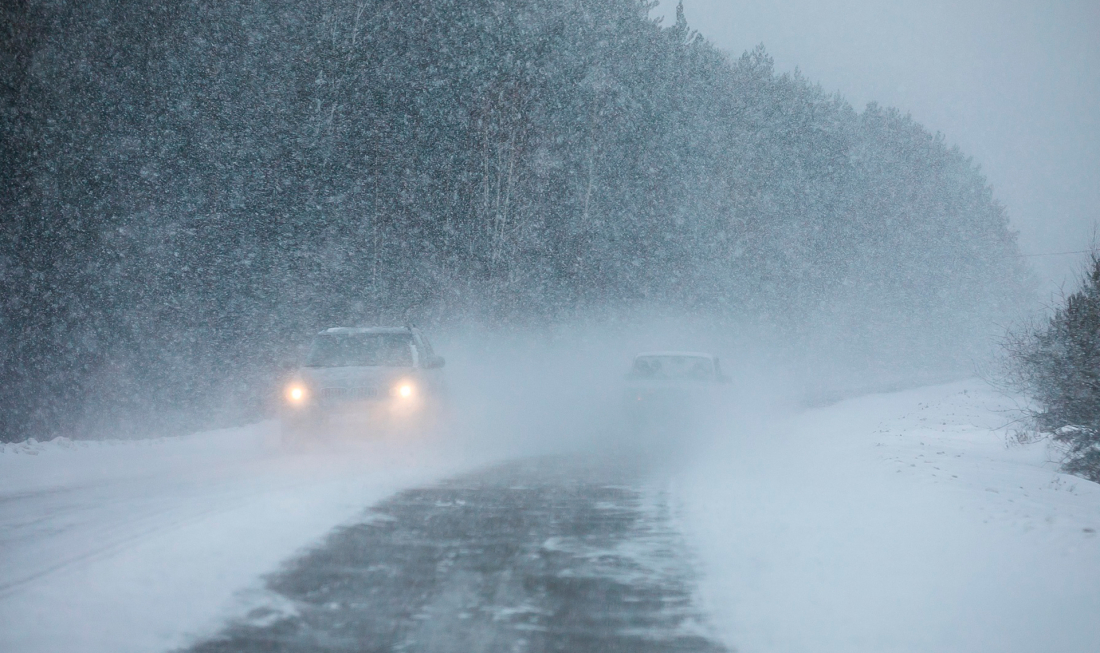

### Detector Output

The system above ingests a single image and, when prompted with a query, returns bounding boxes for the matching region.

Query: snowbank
[0,423,497,653]
[679,380,1100,653]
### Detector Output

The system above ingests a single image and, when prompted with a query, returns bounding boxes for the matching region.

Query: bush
[1003,255,1100,481]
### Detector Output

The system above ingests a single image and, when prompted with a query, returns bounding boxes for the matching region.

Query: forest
[1,0,1030,441]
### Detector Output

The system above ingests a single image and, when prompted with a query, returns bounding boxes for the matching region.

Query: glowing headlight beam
[285,384,308,404]
[396,383,414,398]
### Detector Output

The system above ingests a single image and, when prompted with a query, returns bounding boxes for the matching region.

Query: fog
[656,0,1100,294]
[412,312,954,470]
[431,318,769,458]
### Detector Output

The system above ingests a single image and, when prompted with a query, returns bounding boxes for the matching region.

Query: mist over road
[187,456,725,653]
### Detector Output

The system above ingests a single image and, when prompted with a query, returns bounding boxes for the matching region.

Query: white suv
[280,326,445,439]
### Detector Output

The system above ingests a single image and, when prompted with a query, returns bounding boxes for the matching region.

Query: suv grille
[320,386,379,401]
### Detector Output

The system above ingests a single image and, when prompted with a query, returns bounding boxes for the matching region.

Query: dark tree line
[1003,256,1100,482]
[1,0,1028,441]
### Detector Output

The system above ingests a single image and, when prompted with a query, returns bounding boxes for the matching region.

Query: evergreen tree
[1006,256,1100,481]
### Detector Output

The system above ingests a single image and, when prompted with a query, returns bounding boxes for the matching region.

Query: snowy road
[0,439,327,596]
[0,426,500,653]
[187,456,724,652]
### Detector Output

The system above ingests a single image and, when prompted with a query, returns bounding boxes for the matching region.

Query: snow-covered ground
[0,425,500,653]
[679,379,1100,653]
[2,379,1097,653]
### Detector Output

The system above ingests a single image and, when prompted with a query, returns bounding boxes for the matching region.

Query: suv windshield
[631,355,715,381]
[305,333,414,368]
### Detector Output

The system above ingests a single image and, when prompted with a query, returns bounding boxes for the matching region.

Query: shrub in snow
[1004,255,1100,482]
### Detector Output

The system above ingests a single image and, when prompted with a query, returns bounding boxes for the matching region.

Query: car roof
[634,351,715,360]
[318,326,413,335]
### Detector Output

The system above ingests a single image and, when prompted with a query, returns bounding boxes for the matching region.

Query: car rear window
[631,355,715,381]
[305,333,414,368]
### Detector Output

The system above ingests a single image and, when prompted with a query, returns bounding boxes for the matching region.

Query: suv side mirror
[424,355,446,369]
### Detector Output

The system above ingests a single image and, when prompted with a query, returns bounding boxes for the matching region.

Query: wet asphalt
[185,455,728,653]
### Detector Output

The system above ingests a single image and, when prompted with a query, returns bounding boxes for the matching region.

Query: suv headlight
[393,381,416,399]
[285,383,309,405]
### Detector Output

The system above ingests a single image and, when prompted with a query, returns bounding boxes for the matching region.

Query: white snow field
[679,379,1100,653]
[0,425,500,653]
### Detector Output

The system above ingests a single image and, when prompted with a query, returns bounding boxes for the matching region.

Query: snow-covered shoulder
[0,424,492,653]
[678,379,1100,653]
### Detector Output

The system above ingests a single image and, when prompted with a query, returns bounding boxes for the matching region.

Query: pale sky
[653,0,1100,295]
